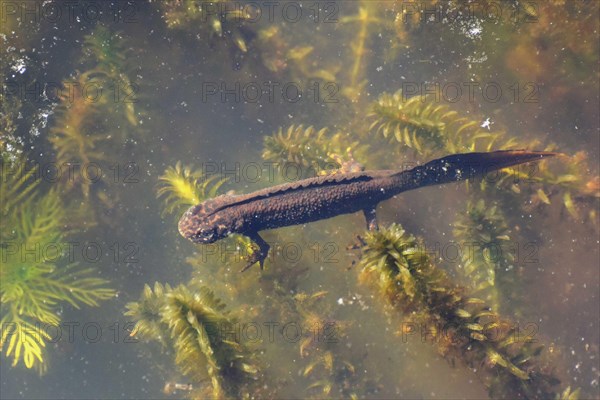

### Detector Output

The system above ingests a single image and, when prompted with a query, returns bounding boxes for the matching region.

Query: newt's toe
[240,251,267,272]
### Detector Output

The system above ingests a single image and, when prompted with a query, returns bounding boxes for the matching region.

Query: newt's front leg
[241,231,270,272]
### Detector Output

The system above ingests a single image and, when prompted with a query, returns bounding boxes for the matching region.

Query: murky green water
[1,1,598,399]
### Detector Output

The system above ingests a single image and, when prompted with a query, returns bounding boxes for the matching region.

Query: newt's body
[178,150,555,270]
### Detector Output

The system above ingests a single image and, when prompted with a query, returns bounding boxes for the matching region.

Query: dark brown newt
[178,150,555,271]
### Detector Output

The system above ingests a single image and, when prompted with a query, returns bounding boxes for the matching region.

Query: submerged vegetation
[368,90,519,157]
[262,125,369,177]
[125,282,259,399]
[158,0,256,70]
[2,1,598,399]
[358,224,567,399]
[157,161,227,216]
[50,24,141,198]
[452,199,514,313]
[0,157,114,371]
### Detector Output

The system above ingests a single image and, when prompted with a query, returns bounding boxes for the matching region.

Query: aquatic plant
[263,125,339,175]
[255,265,365,399]
[262,125,368,178]
[293,291,358,398]
[81,24,140,134]
[49,24,141,198]
[505,2,598,86]
[158,0,256,69]
[83,25,129,77]
[392,0,428,45]
[368,90,518,158]
[49,70,107,197]
[358,223,571,400]
[525,152,599,224]
[452,199,516,313]
[286,46,339,83]
[156,161,228,216]
[474,149,599,226]
[339,3,387,103]
[125,282,259,399]
[255,26,289,74]
[0,157,115,371]
[557,386,582,400]
[0,158,38,226]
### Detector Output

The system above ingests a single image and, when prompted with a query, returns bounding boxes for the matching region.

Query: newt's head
[178,197,238,244]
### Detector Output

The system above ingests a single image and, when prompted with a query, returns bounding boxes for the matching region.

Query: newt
[178,150,555,271]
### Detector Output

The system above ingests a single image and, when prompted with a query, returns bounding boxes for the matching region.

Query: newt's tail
[393,150,557,192]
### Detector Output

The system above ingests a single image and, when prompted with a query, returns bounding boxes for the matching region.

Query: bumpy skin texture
[178,150,555,270]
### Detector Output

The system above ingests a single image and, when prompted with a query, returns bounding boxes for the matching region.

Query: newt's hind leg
[241,232,270,272]
[363,207,379,231]
[348,207,379,251]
